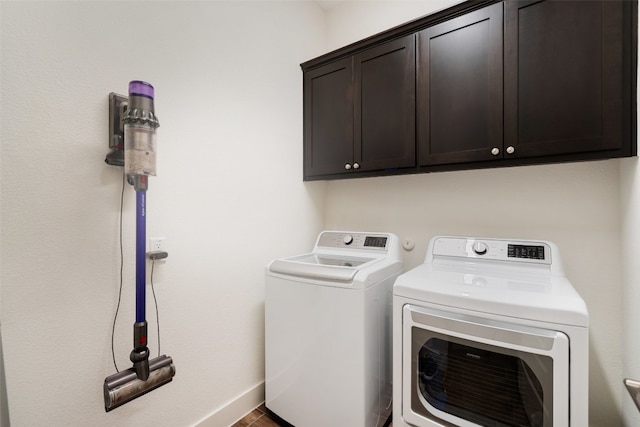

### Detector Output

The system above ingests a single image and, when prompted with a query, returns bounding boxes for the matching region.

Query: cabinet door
[504,0,625,158]
[418,3,503,166]
[303,58,353,178]
[354,35,416,172]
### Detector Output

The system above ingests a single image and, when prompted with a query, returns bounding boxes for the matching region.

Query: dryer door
[402,305,569,427]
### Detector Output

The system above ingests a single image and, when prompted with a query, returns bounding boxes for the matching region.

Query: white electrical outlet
[148,237,166,252]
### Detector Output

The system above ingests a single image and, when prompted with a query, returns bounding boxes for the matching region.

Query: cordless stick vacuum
[104,81,175,412]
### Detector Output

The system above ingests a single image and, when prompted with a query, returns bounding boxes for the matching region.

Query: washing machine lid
[269,253,378,282]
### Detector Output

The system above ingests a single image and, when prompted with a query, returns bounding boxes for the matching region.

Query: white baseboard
[193,381,265,427]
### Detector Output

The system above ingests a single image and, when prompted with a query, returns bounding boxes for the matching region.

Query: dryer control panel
[317,232,389,251]
[432,237,552,265]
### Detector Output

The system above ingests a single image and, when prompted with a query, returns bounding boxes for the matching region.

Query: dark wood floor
[232,404,393,427]
[231,404,286,427]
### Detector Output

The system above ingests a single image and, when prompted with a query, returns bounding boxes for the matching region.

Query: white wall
[0,1,326,426]
[323,0,459,51]
[621,158,640,427]
[323,1,626,425]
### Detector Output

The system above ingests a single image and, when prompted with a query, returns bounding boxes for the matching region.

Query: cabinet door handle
[491,147,500,156]
[353,162,360,170]
[345,163,352,170]
[506,146,515,155]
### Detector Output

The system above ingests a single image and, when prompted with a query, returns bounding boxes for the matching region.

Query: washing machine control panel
[432,237,552,265]
[317,232,389,251]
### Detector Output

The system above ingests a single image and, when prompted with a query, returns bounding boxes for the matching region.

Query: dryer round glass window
[403,304,569,427]
[416,335,549,427]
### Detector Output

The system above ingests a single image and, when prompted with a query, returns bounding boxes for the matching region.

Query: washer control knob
[343,235,354,245]
[472,241,488,255]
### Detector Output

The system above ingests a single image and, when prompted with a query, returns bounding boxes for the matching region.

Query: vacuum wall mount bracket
[106,93,128,166]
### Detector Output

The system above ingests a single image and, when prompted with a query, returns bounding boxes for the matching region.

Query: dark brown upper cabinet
[303,36,415,180]
[355,36,416,174]
[418,2,503,166]
[303,58,354,178]
[301,0,636,180]
[504,0,633,159]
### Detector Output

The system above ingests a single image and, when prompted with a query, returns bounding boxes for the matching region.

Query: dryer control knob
[473,241,488,255]
[343,235,354,245]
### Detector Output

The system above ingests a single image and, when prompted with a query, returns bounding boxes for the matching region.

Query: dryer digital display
[508,244,545,260]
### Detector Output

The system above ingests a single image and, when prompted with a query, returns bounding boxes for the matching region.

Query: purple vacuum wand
[124,81,158,381]
[131,189,149,380]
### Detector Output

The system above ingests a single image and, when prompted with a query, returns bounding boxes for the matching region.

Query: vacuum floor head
[104,355,175,412]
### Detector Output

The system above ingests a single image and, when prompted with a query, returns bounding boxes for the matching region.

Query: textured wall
[0,2,325,426]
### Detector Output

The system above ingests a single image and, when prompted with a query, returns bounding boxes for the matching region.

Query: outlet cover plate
[149,237,166,252]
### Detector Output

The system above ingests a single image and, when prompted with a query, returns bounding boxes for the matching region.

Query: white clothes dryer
[393,236,589,427]
[266,231,403,427]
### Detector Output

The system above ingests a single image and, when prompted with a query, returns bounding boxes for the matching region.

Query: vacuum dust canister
[124,81,159,177]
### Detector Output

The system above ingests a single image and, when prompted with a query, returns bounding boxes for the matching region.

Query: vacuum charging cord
[147,255,168,357]
[110,169,126,373]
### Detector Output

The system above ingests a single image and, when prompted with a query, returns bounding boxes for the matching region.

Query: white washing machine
[393,236,589,427]
[265,231,403,427]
